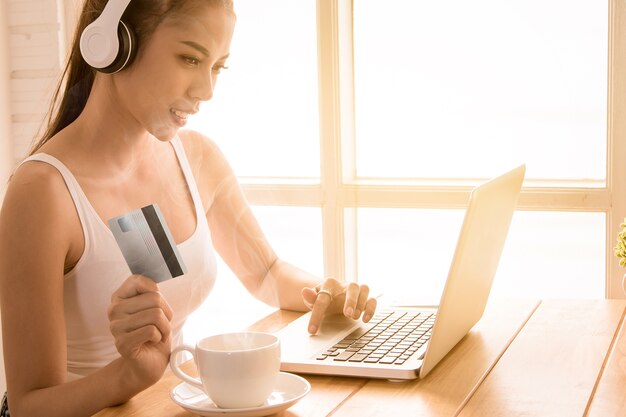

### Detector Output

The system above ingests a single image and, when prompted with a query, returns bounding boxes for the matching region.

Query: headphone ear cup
[99,20,137,74]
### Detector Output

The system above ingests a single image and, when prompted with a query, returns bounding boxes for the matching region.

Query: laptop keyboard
[315,310,436,366]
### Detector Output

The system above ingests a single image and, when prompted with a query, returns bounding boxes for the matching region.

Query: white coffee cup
[170,331,281,409]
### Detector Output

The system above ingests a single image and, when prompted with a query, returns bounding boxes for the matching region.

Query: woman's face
[113,6,236,140]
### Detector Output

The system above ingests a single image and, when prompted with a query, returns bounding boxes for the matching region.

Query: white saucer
[170,372,311,417]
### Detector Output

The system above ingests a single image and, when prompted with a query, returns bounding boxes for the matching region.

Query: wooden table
[94,299,626,417]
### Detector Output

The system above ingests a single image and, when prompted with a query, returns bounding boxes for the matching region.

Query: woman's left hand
[301,278,377,334]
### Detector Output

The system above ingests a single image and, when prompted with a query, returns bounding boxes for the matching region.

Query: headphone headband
[80,0,134,72]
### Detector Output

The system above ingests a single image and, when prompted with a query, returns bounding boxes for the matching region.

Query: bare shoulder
[178,129,236,179]
[0,159,78,257]
[177,129,239,211]
[178,129,231,172]
[5,158,73,209]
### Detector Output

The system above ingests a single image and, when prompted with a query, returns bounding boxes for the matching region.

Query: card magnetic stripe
[141,205,184,278]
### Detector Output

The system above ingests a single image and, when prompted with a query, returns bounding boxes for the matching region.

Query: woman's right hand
[108,275,174,388]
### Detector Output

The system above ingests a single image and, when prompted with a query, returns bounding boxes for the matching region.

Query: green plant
[614,218,626,267]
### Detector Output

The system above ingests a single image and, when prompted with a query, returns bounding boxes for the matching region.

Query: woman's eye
[182,56,201,66]
[212,64,229,74]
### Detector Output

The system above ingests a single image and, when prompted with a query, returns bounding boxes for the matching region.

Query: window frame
[240,0,626,298]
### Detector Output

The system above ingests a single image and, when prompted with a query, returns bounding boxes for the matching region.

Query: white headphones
[80,0,136,73]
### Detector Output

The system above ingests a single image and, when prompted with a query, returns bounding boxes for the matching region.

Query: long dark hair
[30,0,233,155]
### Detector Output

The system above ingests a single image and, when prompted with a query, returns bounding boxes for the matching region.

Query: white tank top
[20,137,217,380]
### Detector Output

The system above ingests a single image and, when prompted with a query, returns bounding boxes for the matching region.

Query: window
[351,0,612,301]
[194,0,624,308]
[353,0,607,182]
[187,0,319,178]
[357,209,605,301]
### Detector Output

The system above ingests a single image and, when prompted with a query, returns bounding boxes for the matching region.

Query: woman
[0,0,377,415]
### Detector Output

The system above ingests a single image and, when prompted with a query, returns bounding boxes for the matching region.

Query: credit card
[108,204,187,283]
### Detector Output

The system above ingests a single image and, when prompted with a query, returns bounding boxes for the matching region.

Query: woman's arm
[0,163,171,417]
[182,132,376,332]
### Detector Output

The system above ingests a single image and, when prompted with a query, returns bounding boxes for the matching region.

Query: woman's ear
[80,0,137,73]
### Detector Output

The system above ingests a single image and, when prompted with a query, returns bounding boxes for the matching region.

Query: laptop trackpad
[278,313,359,360]
[318,313,358,334]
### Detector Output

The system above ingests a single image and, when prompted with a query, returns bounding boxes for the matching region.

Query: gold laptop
[275,165,525,380]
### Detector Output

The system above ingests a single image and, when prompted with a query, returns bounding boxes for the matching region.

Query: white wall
[7,0,64,166]
[1,1,13,196]
[0,0,11,397]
